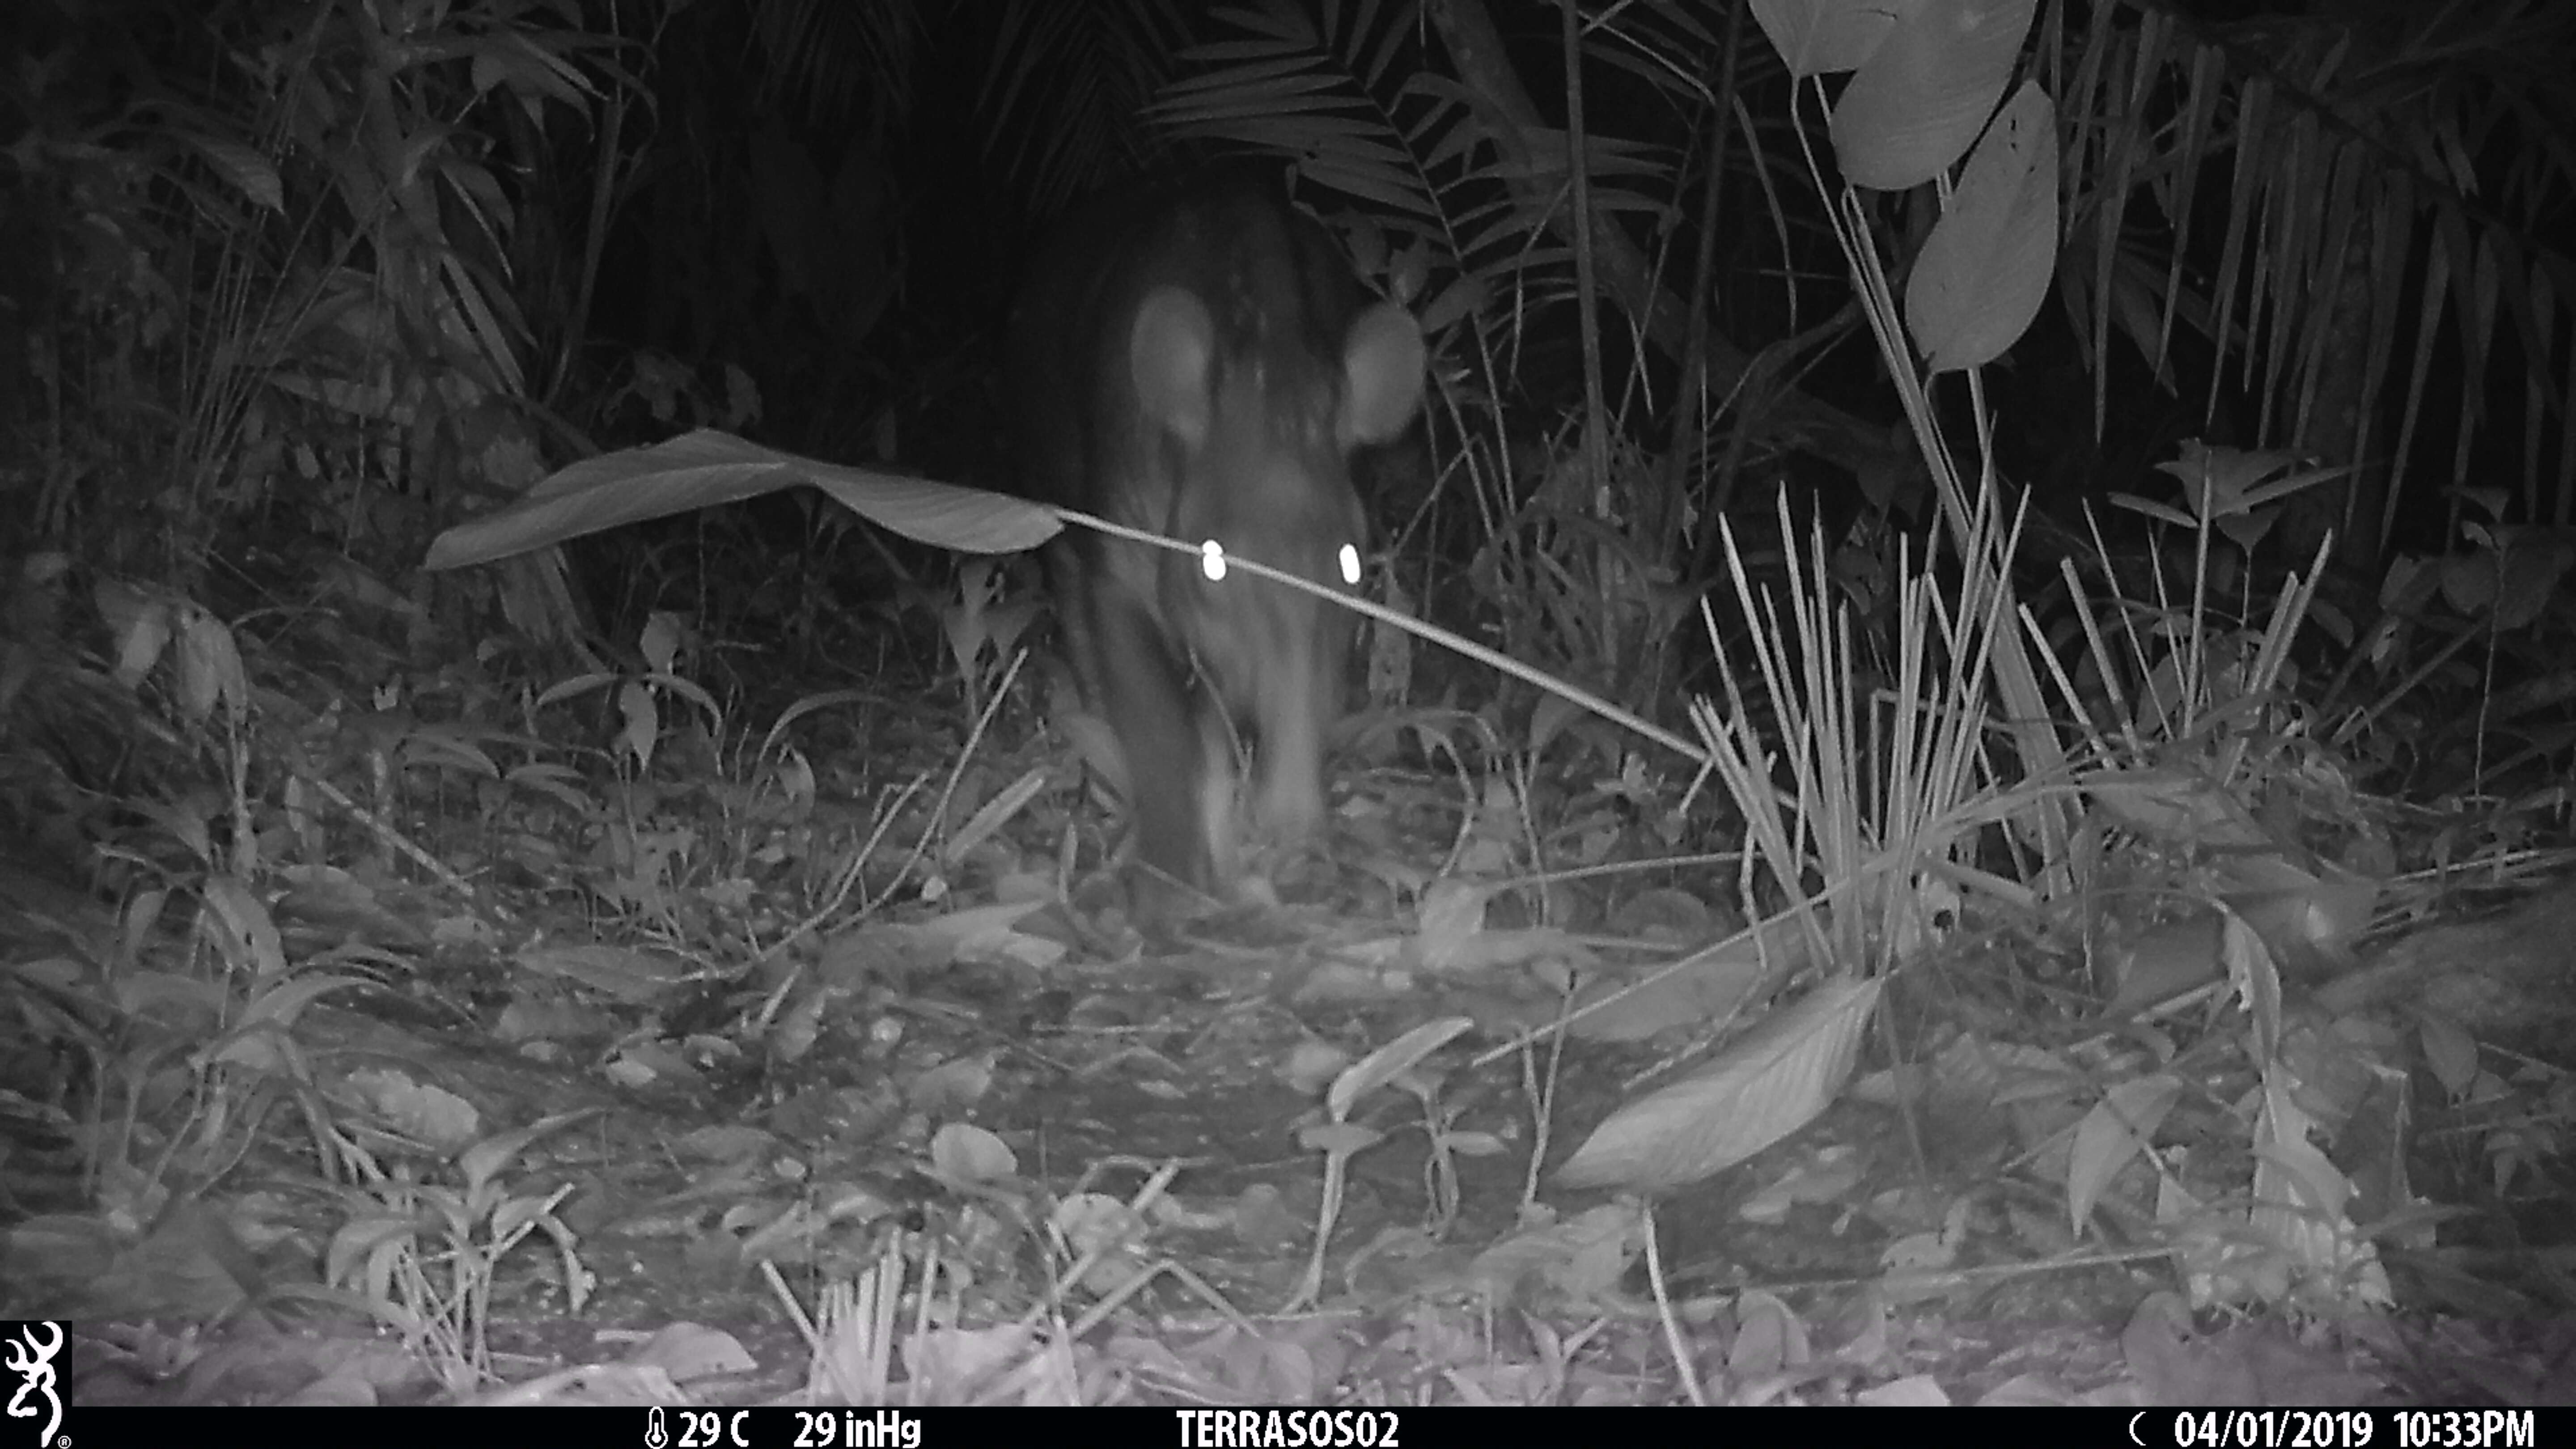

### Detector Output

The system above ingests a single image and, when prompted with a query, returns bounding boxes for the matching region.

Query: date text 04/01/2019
[2159,1409,2538,1449]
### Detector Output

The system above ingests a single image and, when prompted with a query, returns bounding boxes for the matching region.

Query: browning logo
[1,1323,64,1448]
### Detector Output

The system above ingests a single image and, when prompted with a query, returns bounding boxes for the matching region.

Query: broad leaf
[1555,975,1881,1191]
[425,429,1059,570]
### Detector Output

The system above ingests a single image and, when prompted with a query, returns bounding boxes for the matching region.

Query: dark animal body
[1004,168,1424,902]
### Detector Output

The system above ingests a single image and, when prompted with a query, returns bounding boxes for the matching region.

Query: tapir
[1004,167,1425,908]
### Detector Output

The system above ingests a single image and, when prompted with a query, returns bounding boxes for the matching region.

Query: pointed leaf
[1831,0,2038,191]
[458,1110,598,1203]
[1327,1017,1474,1121]
[1554,976,1881,1191]
[1908,82,2060,373]
[425,430,1059,570]
[2068,1073,2181,1236]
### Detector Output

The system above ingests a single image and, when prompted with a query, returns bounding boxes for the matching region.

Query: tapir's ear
[1130,287,1215,446]
[1338,302,1425,447]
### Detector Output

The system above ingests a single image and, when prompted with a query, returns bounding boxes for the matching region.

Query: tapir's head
[1127,283,1424,861]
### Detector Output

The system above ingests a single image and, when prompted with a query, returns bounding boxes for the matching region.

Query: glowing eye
[1199,539,1227,582]
[1337,543,1362,587]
